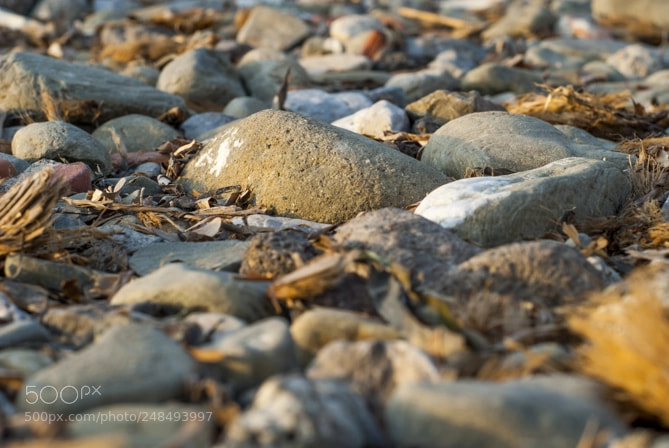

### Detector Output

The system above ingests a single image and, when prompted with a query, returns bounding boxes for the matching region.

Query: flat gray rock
[422,111,628,179]
[0,321,50,349]
[19,323,196,414]
[92,114,179,154]
[110,263,273,321]
[461,63,543,95]
[0,51,186,125]
[236,6,311,51]
[12,121,112,175]
[177,110,448,224]
[482,1,556,41]
[385,378,627,448]
[416,157,631,247]
[385,68,459,103]
[129,241,249,275]
[331,100,409,138]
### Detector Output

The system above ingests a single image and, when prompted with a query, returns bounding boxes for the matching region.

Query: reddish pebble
[0,159,17,179]
[52,162,92,194]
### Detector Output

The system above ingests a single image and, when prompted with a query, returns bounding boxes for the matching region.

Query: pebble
[237,6,311,51]
[240,230,320,278]
[416,157,631,247]
[92,114,179,154]
[482,1,556,41]
[284,88,373,123]
[0,157,16,179]
[180,112,236,140]
[329,14,386,49]
[110,263,273,322]
[299,53,372,78]
[177,109,447,223]
[461,62,543,95]
[157,48,246,112]
[385,68,459,103]
[0,320,50,349]
[0,153,29,174]
[592,0,669,39]
[331,99,409,138]
[222,97,269,119]
[52,162,92,194]
[406,90,505,127]
[605,43,666,79]
[0,349,53,377]
[12,121,112,175]
[19,323,196,414]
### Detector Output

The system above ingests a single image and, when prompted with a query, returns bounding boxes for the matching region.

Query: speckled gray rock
[177,110,448,223]
[0,51,186,125]
[157,48,246,112]
[421,112,628,179]
[331,100,409,138]
[222,97,269,118]
[237,48,311,103]
[285,89,372,123]
[385,378,626,448]
[19,323,196,414]
[416,157,631,247]
[12,121,112,175]
[461,63,543,95]
[129,241,249,275]
[110,263,273,321]
[92,114,179,154]
[406,90,505,126]
[180,112,237,140]
[236,6,311,51]
[204,317,298,391]
[385,68,459,103]
[225,374,385,448]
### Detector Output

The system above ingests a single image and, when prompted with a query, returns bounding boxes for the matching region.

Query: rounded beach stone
[92,114,179,154]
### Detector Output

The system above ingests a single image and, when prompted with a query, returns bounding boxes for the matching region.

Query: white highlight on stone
[193,128,243,178]
[415,176,516,228]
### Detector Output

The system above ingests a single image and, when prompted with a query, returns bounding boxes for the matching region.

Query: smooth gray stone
[0,321,50,349]
[128,241,249,275]
[92,114,179,154]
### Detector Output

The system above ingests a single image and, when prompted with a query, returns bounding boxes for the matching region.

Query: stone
[529,38,627,62]
[307,340,439,413]
[524,44,588,70]
[177,110,448,223]
[203,317,298,391]
[605,44,666,79]
[482,1,557,41]
[52,162,92,194]
[0,51,186,125]
[31,0,90,31]
[12,121,112,175]
[19,323,196,414]
[416,157,631,247]
[129,241,249,276]
[97,175,163,197]
[236,6,311,51]
[421,112,628,179]
[334,208,481,291]
[225,374,385,448]
[364,86,406,108]
[180,112,237,140]
[580,60,628,83]
[222,97,269,119]
[0,153,29,174]
[299,53,372,78]
[0,158,16,179]
[157,48,246,112]
[331,100,409,138]
[330,14,386,48]
[385,378,627,448]
[66,403,214,447]
[240,230,320,278]
[0,291,30,323]
[0,349,53,377]
[385,68,459,103]
[592,0,669,40]
[230,214,330,233]
[461,63,543,95]
[554,124,617,150]
[98,224,163,254]
[133,162,162,177]
[120,64,160,86]
[406,90,505,126]
[92,114,179,154]
[110,263,273,321]
[0,0,37,15]
[290,308,400,365]
[0,320,50,349]
[284,89,372,123]
[237,48,311,103]
[428,43,488,79]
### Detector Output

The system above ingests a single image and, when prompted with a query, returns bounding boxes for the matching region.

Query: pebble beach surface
[0,0,668,447]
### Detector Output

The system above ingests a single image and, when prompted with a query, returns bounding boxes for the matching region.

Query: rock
[290,308,400,366]
[605,44,666,79]
[421,112,627,179]
[580,60,627,83]
[284,89,372,123]
[385,68,459,103]
[524,44,588,70]
[133,162,162,177]
[0,291,30,323]
[97,175,162,198]
[416,157,631,247]
[0,158,16,179]
[236,6,311,51]
[120,64,160,86]
[329,14,386,49]
[554,124,617,150]
[0,0,37,15]
[334,208,481,291]
[364,85,406,108]
[19,323,196,414]
[230,214,330,233]
[0,153,29,174]
[406,90,505,127]
[299,53,372,78]
[12,121,112,175]
[385,378,627,448]
[461,63,543,95]
[157,48,246,112]
[203,317,298,391]
[222,97,269,119]
[66,403,214,447]
[307,340,439,414]
[592,0,669,40]
[236,48,311,103]
[225,374,385,448]
[186,312,246,344]
[482,1,556,41]
[92,114,179,154]
[99,224,163,254]
[180,112,237,140]
[301,36,345,57]
[0,349,53,377]
[0,320,50,349]
[110,263,273,321]
[528,38,627,62]
[240,230,320,278]
[0,51,186,125]
[31,0,91,31]
[52,162,92,194]
[331,100,409,138]
[428,43,488,79]
[129,241,249,276]
[179,110,447,223]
